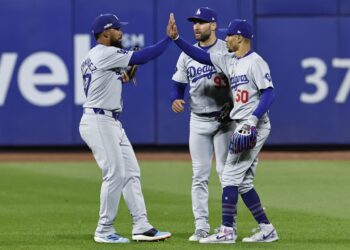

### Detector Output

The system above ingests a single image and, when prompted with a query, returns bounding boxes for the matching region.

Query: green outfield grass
[0,159,349,249]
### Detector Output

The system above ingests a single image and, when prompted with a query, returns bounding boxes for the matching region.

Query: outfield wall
[0,0,349,146]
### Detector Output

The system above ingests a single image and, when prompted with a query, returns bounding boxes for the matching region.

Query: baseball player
[170,7,234,241]
[79,13,173,243]
[168,15,278,243]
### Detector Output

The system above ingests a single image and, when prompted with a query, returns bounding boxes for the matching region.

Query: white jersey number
[301,57,350,104]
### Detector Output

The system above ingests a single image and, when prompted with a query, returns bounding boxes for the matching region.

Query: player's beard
[111,37,123,48]
[227,43,238,53]
[195,31,211,42]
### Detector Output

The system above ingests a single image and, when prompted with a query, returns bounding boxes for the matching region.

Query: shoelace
[214,226,237,234]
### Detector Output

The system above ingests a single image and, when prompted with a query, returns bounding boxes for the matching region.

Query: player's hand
[121,71,130,83]
[172,99,185,113]
[167,13,179,40]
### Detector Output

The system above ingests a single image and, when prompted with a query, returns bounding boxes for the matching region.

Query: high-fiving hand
[167,13,179,40]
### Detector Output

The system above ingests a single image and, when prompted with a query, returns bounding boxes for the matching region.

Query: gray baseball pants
[221,115,271,194]
[79,111,152,237]
[189,113,234,232]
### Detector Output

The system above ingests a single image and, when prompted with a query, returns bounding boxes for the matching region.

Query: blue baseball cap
[91,14,128,35]
[219,19,253,39]
[188,7,217,23]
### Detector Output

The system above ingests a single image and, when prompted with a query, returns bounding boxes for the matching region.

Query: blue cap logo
[219,19,253,39]
[188,7,217,23]
[91,13,128,35]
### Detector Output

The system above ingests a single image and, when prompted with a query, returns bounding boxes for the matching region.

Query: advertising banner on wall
[0,0,348,145]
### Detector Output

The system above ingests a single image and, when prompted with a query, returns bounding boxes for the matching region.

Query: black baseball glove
[123,46,140,84]
[124,64,138,83]
[217,101,233,123]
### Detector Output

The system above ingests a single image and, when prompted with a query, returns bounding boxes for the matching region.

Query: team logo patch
[265,73,272,82]
[117,49,129,54]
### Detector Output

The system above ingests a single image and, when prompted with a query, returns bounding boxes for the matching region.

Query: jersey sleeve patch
[265,73,272,82]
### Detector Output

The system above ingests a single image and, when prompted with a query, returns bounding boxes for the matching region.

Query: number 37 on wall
[301,58,350,104]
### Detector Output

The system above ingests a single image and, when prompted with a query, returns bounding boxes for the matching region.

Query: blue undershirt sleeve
[174,37,213,66]
[129,36,172,65]
[252,87,275,119]
[170,80,186,103]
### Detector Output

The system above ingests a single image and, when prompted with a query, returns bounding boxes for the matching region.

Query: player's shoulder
[248,52,269,66]
[105,45,131,56]
[178,43,199,61]
[178,51,190,61]
[85,45,104,63]
[92,44,130,56]
[211,39,228,53]
[216,38,226,46]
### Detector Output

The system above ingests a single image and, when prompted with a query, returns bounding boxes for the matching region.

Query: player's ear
[210,22,217,31]
[238,35,244,43]
[102,30,109,38]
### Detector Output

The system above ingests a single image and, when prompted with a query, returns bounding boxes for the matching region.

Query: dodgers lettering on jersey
[210,51,274,120]
[230,74,249,89]
[187,65,217,83]
[172,39,232,114]
[81,44,133,111]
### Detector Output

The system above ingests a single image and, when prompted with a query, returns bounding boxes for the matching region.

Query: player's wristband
[247,115,259,126]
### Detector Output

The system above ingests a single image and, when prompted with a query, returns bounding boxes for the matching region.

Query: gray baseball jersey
[210,51,274,192]
[172,39,234,233]
[80,45,153,237]
[210,51,274,119]
[172,39,232,113]
[81,45,133,111]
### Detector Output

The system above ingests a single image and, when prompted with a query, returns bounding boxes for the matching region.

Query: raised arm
[167,13,213,66]
[129,16,177,65]
[129,36,171,65]
[174,37,213,66]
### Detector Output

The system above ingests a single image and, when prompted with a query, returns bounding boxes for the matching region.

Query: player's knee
[192,163,211,177]
[221,174,243,187]
[124,174,140,185]
[221,178,232,188]
[215,164,225,179]
[238,184,254,194]
[102,170,126,183]
[106,172,125,180]
[192,175,209,186]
